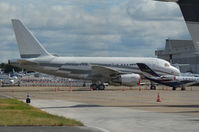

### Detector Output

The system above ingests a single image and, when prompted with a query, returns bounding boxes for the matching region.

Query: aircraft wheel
[90,84,98,90]
[98,84,105,90]
[17,82,20,87]
[172,87,176,91]
[150,85,156,90]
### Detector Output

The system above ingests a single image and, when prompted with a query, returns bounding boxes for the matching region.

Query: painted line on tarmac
[0,93,13,99]
[88,126,110,132]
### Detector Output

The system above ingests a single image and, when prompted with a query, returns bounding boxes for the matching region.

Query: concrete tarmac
[1,86,199,132]
[30,99,199,132]
[2,86,199,117]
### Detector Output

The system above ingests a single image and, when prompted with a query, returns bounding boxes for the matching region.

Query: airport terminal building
[155,39,199,74]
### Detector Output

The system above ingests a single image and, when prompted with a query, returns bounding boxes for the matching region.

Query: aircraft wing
[183,81,198,87]
[18,60,37,65]
[91,65,121,78]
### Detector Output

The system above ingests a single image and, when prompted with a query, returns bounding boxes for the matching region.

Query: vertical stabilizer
[12,19,50,58]
[156,0,199,54]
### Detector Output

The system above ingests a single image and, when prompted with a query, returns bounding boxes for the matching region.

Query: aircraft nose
[172,66,180,76]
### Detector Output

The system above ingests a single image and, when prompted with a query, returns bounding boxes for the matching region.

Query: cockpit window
[164,63,170,67]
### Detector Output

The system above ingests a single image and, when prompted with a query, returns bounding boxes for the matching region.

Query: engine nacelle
[160,75,176,81]
[111,73,141,86]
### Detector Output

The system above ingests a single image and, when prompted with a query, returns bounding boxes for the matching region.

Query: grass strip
[0,99,83,126]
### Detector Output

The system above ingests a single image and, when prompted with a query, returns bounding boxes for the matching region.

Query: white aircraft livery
[9,19,180,90]
[137,63,199,91]
[157,0,199,54]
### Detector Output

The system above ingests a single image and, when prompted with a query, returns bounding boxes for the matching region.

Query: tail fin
[12,68,15,74]
[12,19,50,58]
[156,0,199,54]
[137,63,160,77]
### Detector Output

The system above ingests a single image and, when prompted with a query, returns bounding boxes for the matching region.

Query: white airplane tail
[12,19,50,58]
[156,0,199,54]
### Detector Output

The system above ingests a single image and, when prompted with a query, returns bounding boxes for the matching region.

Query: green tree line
[0,63,22,73]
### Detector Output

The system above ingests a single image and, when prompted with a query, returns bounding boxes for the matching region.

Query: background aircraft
[10,69,25,78]
[8,19,179,90]
[0,74,20,87]
[137,63,199,90]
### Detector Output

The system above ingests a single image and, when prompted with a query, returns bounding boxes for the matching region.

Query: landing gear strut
[172,87,176,91]
[181,85,186,91]
[150,82,156,90]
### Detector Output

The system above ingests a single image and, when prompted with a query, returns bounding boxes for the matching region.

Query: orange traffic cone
[70,87,72,92]
[157,93,161,102]
[90,88,93,91]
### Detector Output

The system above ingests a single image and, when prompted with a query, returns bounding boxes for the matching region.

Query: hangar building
[155,39,199,74]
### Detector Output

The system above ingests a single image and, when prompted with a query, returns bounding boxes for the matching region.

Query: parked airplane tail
[156,0,199,54]
[12,19,50,58]
[136,63,160,77]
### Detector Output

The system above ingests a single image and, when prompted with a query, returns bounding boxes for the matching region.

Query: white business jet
[8,19,180,90]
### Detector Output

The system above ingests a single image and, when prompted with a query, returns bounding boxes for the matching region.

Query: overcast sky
[0,0,191,62]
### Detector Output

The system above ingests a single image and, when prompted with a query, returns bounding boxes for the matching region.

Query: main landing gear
[172,86,186,91]
[150,82,156,90]
[150,85,156,90]
[90,84,105,90]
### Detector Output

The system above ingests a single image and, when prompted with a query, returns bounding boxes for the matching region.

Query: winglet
[137,63,160,77]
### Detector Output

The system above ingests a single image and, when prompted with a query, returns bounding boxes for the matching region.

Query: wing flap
[91,65,120,78]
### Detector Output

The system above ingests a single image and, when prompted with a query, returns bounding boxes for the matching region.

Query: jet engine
[111,73,141,86]
[160,75,176,81]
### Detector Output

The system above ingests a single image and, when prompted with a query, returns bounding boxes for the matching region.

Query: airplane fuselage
[11,56,179,83]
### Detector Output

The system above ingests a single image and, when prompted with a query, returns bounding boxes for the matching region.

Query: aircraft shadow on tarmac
[39,104,199,120]
[40,104,102,109]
